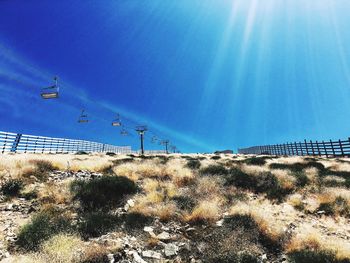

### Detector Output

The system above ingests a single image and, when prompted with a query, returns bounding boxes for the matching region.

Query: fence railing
[132,150,167,155]
[238,137,350,157]
[0,131,132,154]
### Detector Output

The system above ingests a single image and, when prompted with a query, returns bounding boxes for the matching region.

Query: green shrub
[255,172,286,200]
[1,179,23,197]
[124,212,153,230]
[210,251,259,263]
[75,151,88,155]
[16,208,71,251]
[106,152,116,156]
[21,190,38,200]
[186,159,201,170]
[70,176,138,212]
[172,195,197,211]
[224,214,281,250]
[318,197,350,217]
[200,165,228,176]
[78,212,119,239]
[293,171,309,187]
[345,178,350,188]
[211,155,221,160]
[288,249,337,263]
[22,160,57,182]
[244,157,267,166]
[270,161,325,173]
[112,158,134,166]
[225,168,253,188]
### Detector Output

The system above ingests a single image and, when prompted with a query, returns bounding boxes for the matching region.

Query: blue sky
[1,0,350,153]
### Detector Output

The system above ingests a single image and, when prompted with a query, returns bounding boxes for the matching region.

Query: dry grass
[185,199,221,223]
[2,154,350,262]
[38,180,72,205]
[229,201,286,243]
[286,228,350,261]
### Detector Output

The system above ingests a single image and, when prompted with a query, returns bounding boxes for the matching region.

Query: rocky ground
[0,154,350,263]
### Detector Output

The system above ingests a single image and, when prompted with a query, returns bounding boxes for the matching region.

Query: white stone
[143,226,153,232]
[216,219,224,227]
[142,250,162,259]
[132,251,147,263]
[157,231,171,240]
[164,243,178,257]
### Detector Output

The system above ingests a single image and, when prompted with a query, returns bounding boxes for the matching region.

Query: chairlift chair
[112,114,121,126]
[78,109,89,123]
[151,136,158,143]
[41,76,59,99]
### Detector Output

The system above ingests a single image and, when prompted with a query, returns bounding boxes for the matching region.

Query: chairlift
[78,109,89,123]
[112,114,121,126]
[41,76,59,99]
[151,136,158,143]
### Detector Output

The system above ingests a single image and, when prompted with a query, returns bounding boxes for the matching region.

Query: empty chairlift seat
[78,109,89,123]
[41,76,59,99]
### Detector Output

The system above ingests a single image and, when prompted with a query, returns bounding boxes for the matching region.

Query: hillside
[0,153,350,263]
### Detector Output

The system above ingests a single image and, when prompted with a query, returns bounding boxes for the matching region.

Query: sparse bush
[244,157,267,166]
[105,152,116,156]
[200,165,228,176]
[80,245,110,263]
[288,249,337,263]
[292,171,309,187]
[16,208,72,251]
[270,161,325,173]
[172,195,197,211]
[75,151,88,155]
[211,155,221,160]
[112,158,134,166]
[70,176,138,211]
[22,160,57,182]
[40,234,83,263]
[225,168,253,188]
[1,179,23,197]
[21,189,38,200]
[255,172,290,201]
[124,212,153,230]
[78,212,119,239]
[317,196,350,217]
[210,251,259,263]
[186,159,201,170]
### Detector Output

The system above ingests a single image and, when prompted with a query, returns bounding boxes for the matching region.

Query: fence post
[316,141,320,156]
[298,142,303,156]
[304,139,309,156]
[310,140,315,156]
[330,140,335,157]
[339,139,344,157]
[323,141,328,158]
[294,142,298,156]
[11,133,22,153]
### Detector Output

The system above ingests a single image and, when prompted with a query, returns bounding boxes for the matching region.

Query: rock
[143,226,153,232]
[132,251,147,263]
[107,253,115,263]
[261,254,267,262]
[216,219,224,227]
[142,250,162,259]
[157,231,171,241]
[317,210,326,215]
[164,243,178,257]
[127,199,135,207]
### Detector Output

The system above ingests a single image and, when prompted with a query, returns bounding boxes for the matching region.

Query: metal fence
[0,131,131,154]
[238,138,350,158]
